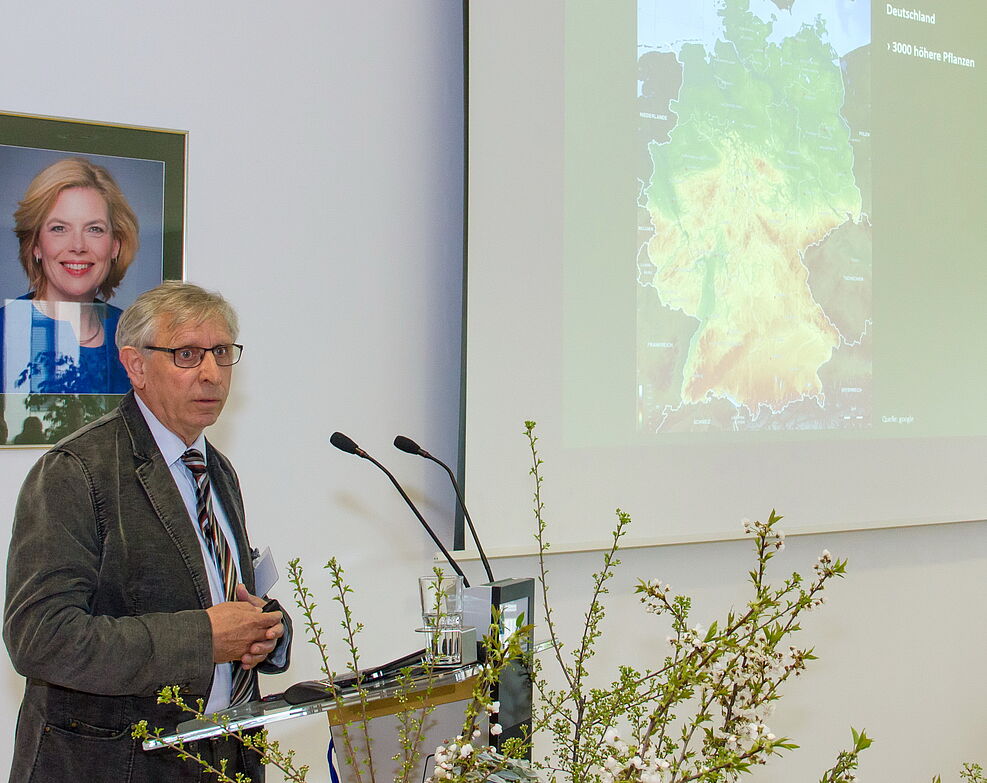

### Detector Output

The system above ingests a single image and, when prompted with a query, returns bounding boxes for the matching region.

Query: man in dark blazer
[4,281,290,781]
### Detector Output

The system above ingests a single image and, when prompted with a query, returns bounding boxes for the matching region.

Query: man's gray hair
[116,281,239,350]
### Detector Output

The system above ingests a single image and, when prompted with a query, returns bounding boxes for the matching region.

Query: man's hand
[206,584,285,669]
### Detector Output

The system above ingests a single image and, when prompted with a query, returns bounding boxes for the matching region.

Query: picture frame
[0,111,186,447]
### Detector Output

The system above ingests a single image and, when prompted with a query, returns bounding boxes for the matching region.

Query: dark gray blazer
[3,392,290,782]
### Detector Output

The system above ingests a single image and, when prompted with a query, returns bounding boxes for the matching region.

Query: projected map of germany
[636,0,871,433]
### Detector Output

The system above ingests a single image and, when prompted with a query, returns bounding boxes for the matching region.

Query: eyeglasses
[144,344,243,368]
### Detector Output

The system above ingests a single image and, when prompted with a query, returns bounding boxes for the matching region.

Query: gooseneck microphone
[329,431,366,457]
[329,432,470,587]
[394,435,495,584]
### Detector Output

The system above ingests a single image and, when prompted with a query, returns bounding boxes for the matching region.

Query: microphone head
[330,431,362,455]
[393,435,423,455]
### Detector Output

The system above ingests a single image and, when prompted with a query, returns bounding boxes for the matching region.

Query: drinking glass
[418,573,464,664]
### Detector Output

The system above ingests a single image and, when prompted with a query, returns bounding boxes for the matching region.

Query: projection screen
[463,0,986,555]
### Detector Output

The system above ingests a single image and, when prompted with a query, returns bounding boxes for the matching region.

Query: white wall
[0,3,985,781]
[0,1,465,778]
[492,519,987,782]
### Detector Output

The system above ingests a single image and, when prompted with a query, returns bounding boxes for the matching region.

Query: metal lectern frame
[142,662,483,751]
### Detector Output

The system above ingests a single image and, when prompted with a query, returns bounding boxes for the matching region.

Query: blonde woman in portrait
[0,157,139,394]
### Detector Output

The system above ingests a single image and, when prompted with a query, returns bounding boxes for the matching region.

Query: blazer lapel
[121,393,214,609]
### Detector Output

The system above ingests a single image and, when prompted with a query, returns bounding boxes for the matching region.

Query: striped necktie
[181,448,254,707]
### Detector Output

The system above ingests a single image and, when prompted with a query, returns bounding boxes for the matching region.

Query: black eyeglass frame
[143,344,244,368]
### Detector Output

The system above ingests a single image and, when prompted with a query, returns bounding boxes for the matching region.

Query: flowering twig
[523,420,863,783]
[131,686,311,782]
[326,557,376,783]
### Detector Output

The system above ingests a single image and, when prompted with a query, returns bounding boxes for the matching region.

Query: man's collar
[133,393,207,467]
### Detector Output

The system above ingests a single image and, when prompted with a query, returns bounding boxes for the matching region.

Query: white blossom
[490,723,503,736]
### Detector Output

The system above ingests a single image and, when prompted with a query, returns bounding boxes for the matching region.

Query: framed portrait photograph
[0,111,185,447]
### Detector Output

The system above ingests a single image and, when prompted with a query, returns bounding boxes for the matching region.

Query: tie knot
[181,448,207,476]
